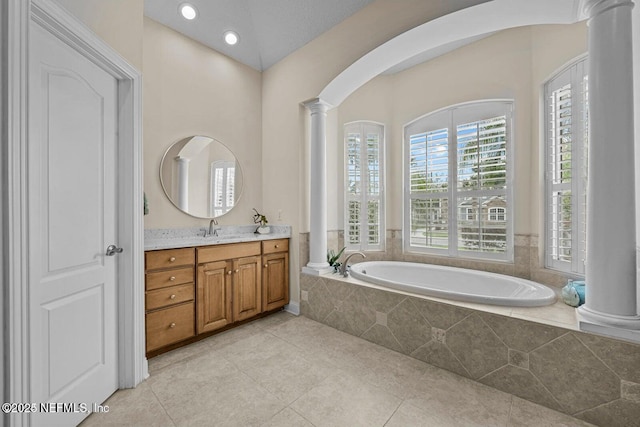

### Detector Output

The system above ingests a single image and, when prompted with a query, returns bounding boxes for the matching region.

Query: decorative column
[174,156,190,211]
[302,98,333,275]
[578,0,640,333]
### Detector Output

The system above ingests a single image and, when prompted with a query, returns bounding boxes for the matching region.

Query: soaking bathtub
[348,261,557,307]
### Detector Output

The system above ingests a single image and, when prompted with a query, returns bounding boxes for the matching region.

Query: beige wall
[52,0,589,309]
[335,23,587,239]
[143,18,262,229]
[262,0,486,309]
[49,2,263,229]
[52,0,143,69]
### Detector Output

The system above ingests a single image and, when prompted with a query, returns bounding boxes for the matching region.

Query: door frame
[2,0,145,425]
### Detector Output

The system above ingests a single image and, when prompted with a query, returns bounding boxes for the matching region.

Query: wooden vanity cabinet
[262,239,289,312]
[145,238,289,356]
[144,248,196,353]
[196,242,262,334]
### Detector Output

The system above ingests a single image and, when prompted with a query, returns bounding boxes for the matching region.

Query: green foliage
[327,247,346,271]
[252,208,268,227]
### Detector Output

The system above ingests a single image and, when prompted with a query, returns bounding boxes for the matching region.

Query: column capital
[581,0,633,19]
[302,97,333,113]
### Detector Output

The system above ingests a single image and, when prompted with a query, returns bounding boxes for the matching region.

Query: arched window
[404,100,513,260]
[544,55,588,275]
[344,121,385,251]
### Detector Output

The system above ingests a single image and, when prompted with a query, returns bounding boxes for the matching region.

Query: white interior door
[28,20,119,427]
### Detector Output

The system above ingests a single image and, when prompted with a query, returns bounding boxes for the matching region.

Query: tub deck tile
[302,272,639,427]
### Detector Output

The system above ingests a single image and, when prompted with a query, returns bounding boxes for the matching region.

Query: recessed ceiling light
[179,3,197,20]
[224,31,239,46]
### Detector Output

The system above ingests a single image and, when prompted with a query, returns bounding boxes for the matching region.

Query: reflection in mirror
[160,135,243,218]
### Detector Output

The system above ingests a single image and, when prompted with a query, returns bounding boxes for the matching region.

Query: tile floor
[81,312,595,427]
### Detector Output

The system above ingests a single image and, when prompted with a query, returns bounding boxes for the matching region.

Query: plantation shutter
[407,113,450,252]
[210,160,235,217]
[345,122,385,251]
[545,57,588,275]
[455,112,508,255]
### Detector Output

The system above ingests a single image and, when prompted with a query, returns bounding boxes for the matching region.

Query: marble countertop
[144,225,292,251]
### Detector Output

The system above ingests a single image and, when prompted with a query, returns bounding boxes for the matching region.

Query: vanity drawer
[146,248,195,271]
[197,241,261,264]
[146,283,194,311]
[146,302,195,352]
[146,267,194,291]
[262,239,289,254]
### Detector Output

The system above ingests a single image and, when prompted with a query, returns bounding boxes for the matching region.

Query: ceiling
[144,0,377,71]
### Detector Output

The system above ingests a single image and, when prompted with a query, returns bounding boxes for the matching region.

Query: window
[488,207,506,221]
[460,207,474,221]
[544,56,588,275]
[404,101,513,260]
[345,121,385,251]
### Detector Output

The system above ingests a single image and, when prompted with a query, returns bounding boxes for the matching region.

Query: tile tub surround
[300,274,640,427]
[145,225,291,250]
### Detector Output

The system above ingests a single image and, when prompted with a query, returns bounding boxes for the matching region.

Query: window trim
[543,54,588,276]
[403,100,514,261]
[344,120,385,251]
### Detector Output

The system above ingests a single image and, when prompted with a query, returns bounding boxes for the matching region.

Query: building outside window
[544,56,588,275]
[404,100,513,261]
[344,121,385,251]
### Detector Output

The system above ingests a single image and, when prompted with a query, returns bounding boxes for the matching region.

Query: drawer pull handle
[170,294,176,300]
[227,270,233,275]
[275,244,279,248]
[264,264,269,268]
[169,257,176,262]
[235,269,239,273]
[169,276,176,281]
[169,322,176,328]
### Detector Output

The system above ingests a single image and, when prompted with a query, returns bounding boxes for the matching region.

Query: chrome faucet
[204,218,219,237]
[339,252,365,277]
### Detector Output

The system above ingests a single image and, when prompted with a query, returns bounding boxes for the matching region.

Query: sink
[198,233,254,242]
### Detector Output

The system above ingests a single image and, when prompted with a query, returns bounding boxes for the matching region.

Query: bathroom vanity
[144,228,290,357]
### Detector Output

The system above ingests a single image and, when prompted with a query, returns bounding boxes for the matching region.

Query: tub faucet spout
[340,252,366,277]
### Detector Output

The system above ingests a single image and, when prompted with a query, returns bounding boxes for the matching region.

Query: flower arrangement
[253,208,270,233]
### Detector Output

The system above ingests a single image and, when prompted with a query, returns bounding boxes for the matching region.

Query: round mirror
[160,135,243,218]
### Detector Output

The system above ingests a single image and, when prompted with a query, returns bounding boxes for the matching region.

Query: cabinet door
[262,252,289,311]
[197,260,233,333]
[232,256,262,322]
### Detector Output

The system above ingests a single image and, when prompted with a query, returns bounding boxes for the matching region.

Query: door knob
[106,245,123,256]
